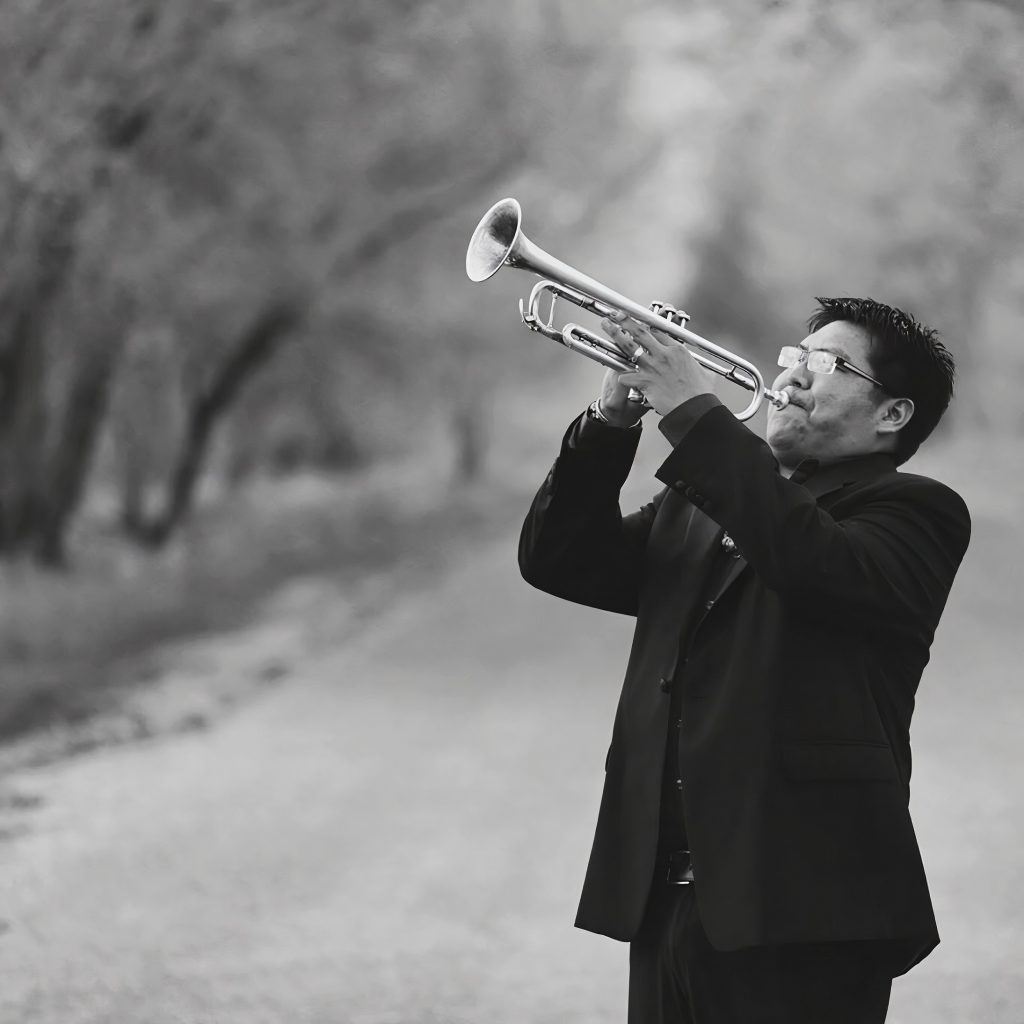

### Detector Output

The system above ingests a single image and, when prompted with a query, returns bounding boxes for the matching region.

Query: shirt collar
[787,452,897,499]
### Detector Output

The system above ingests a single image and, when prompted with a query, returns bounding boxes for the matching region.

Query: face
[766,321,896,470]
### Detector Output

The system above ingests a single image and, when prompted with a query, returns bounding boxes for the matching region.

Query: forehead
[799,320,872,361]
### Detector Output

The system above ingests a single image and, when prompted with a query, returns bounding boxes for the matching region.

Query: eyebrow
[799,340,851,360]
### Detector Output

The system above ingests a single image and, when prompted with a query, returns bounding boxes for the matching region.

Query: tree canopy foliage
[683,0,1024,431]
[0,0,626,563]
[1,0,1020,563]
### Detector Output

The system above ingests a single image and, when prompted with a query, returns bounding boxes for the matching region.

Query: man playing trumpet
[519,297,970,1024]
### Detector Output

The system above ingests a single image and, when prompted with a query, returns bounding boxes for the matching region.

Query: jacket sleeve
[518,410,667,616]
[655,401,971,635]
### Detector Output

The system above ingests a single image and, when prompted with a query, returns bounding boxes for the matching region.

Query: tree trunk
[0,304,49,552]
[119,451,148,534]
[35,296,132,567]
[0,189,81,559]
[125,300,299,548]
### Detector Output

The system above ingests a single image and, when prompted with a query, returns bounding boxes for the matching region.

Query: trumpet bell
[466,197,523,282]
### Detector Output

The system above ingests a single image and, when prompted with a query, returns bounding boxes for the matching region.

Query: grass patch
[0,452,535,744]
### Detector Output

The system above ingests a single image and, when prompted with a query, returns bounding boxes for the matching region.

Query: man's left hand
[601,314,715,416]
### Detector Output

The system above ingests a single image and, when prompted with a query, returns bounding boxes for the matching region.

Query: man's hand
[600,313,715,416]
[594,315,653,427]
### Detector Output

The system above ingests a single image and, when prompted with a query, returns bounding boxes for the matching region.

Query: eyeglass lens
[777,347,836,373]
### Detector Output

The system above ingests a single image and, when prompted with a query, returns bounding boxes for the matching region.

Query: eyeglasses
[777,346,889,393]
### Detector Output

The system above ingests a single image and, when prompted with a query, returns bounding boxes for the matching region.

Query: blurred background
[0,1,1021,1022]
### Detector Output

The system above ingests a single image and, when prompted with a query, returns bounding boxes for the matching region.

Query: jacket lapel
[687,507,749,606]
[711,550,748,604]
[700,454,896,606]
[686,453,898,610]
[684,505,724,567]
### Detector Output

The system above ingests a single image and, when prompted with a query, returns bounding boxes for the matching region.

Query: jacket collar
[788,452,897,500]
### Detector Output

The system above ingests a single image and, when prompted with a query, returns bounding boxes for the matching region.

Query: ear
[877,397,914,436]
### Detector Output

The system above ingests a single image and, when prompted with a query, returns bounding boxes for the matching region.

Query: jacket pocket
[781,740,898,782]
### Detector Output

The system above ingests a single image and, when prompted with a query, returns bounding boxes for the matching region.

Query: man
[518,297,970,1023]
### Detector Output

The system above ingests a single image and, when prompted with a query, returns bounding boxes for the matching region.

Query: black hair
[807,297,955,465]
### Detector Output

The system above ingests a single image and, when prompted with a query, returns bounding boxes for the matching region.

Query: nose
[773,356,811,394]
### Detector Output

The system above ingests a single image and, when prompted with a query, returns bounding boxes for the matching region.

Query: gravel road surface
[0,508,1020,1023]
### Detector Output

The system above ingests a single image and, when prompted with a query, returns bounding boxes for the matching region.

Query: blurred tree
[0,0,632,561]
[35,276,135,566]
[121,299,300,547]
[682,0,1024,436]
[683,186,792,359]
[0,173,83,561]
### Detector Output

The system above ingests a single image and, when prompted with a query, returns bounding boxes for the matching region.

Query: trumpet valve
[649,301,691,327]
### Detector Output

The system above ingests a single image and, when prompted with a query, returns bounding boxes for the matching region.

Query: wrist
[591,398,642,429]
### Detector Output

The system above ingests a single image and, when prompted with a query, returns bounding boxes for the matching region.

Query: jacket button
[659,676,672,693]
[675,778,684,790]
[704,599,714,610]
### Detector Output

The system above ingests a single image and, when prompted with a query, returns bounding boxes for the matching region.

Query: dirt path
[0,535,630,1024]
[0,497,1021,1024]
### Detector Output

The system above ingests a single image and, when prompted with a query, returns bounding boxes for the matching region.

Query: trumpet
[465,197,789,420]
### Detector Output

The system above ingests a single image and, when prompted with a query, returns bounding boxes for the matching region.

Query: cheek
[805,388,869,434]
[806,378,848,414]
[766,409,804,443]
[804,402,841,435]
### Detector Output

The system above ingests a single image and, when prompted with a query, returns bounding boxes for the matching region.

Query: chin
[766,427,807,465]
[766,419,798,447]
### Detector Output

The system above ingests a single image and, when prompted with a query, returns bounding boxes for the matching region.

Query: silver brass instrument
[465,197,789,420]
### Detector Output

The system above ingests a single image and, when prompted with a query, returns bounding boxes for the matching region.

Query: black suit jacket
[518,397,971,977]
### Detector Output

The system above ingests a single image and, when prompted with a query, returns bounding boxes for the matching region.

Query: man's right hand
[596,316,652,427]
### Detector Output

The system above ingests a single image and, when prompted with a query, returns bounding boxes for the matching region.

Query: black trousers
[628,882,893,1024]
